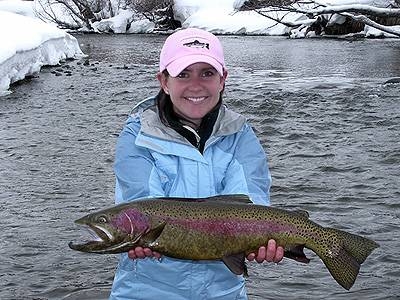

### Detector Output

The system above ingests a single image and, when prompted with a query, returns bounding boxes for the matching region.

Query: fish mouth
[68,223,139,254]
[68,224,112,251]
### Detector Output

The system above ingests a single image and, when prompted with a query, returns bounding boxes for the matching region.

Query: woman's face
[157,62,227,127]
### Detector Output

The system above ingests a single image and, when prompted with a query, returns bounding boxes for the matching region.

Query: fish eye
[97,215,108,223]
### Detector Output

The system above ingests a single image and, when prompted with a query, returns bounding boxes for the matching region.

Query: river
[0,34,399,300]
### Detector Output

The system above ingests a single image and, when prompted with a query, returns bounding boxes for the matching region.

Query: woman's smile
[185,96,207,103]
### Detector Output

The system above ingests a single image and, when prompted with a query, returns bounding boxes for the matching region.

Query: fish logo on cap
[183,40,210,49]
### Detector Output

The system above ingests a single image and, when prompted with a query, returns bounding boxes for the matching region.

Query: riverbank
[0,10,83,96]
[1,0,399,95]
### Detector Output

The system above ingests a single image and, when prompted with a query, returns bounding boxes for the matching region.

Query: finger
[247,252,256,261]
[274,246,285,263]
[135,247,146,259]
[266,240,277,262]
[256,246,266,263]
[153,251,162,259]
[128,249,137,259]
[143,248,153,257]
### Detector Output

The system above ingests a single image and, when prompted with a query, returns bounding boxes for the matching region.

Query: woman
[110,28,284,300]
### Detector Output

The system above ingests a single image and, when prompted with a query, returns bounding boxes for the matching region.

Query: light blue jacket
[110,97,272,300]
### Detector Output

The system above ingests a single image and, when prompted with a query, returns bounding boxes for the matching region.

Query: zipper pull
[182,125,201,149]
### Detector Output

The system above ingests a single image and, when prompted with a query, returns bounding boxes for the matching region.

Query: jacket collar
[131,97,246,156]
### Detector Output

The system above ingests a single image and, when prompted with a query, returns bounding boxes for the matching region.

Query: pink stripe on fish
[168,218,298,236]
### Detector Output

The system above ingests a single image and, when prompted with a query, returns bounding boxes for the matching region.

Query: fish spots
[112,209,149,234]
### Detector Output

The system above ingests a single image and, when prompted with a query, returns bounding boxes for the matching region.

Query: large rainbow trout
[69,195,379,290]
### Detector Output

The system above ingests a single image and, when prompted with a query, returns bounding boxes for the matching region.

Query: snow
[173,0,294,34]
[92,9,155,33]
[0,2,83,96]
[0,0,399,95]
[0,0,36,17]
[179,8,292,35]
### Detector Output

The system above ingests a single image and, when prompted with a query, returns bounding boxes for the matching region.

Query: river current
[0,34,399,300]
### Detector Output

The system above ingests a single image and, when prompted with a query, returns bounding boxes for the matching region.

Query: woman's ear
[223,69,228,79]
[157,72,169,94]
[219,69,228,92]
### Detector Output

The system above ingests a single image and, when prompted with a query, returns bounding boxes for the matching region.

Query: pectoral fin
[222,253,248,277]
[140,222,166,245]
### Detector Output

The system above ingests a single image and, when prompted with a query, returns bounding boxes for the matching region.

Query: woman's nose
[187,76,203,90]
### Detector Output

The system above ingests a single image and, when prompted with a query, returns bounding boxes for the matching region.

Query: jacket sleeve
[221,123,271,205]
[113,117,164,204]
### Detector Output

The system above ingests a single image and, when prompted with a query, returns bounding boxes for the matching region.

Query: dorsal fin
[155,194,253,204]
[205,194,252,204]
[293,210,310,218]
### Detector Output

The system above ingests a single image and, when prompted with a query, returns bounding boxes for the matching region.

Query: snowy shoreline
[1,0,399,95]
[0,10,84,96]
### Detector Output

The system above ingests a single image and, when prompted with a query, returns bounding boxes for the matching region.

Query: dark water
[1,34,399,300]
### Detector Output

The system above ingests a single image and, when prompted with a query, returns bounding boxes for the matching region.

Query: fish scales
[136,200,325,255]
[69,195,379,290]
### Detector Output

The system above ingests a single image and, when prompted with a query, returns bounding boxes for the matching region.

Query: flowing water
[0,34,399,300]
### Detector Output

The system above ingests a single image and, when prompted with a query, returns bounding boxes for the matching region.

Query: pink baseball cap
[159,28,225,77]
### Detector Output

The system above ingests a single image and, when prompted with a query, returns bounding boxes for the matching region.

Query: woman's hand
[128,247,161,260]
[247,239,284,263]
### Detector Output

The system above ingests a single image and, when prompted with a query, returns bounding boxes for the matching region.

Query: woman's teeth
[187,97,206,102]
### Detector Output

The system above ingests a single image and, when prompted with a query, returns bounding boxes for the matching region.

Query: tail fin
[317,228,379,290]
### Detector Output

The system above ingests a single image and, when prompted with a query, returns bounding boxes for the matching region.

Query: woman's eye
[176,69,216,79]
[177,72,188,78]
[202,70,215,77]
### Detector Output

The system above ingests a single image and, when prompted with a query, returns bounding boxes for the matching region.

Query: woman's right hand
[128,247,162,260]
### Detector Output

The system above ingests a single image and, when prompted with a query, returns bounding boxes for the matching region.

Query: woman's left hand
[247,239,284,263]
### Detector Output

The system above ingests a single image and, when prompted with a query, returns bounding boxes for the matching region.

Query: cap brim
[166,55,224,77]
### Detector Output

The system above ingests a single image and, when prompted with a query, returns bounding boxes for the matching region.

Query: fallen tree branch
[342,12,400,36]
[245,0,400,37]
[290,4,400,18]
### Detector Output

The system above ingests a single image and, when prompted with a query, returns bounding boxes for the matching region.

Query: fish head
[69,205,151,254]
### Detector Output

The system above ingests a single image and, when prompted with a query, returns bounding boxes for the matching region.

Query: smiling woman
[109,28,283,300]
[156,28,228,129]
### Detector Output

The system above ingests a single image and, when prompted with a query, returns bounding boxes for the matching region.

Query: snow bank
[174,0,291,35]
[0,11,84,95]
[0,0,36,18]
[92,9,155,33]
